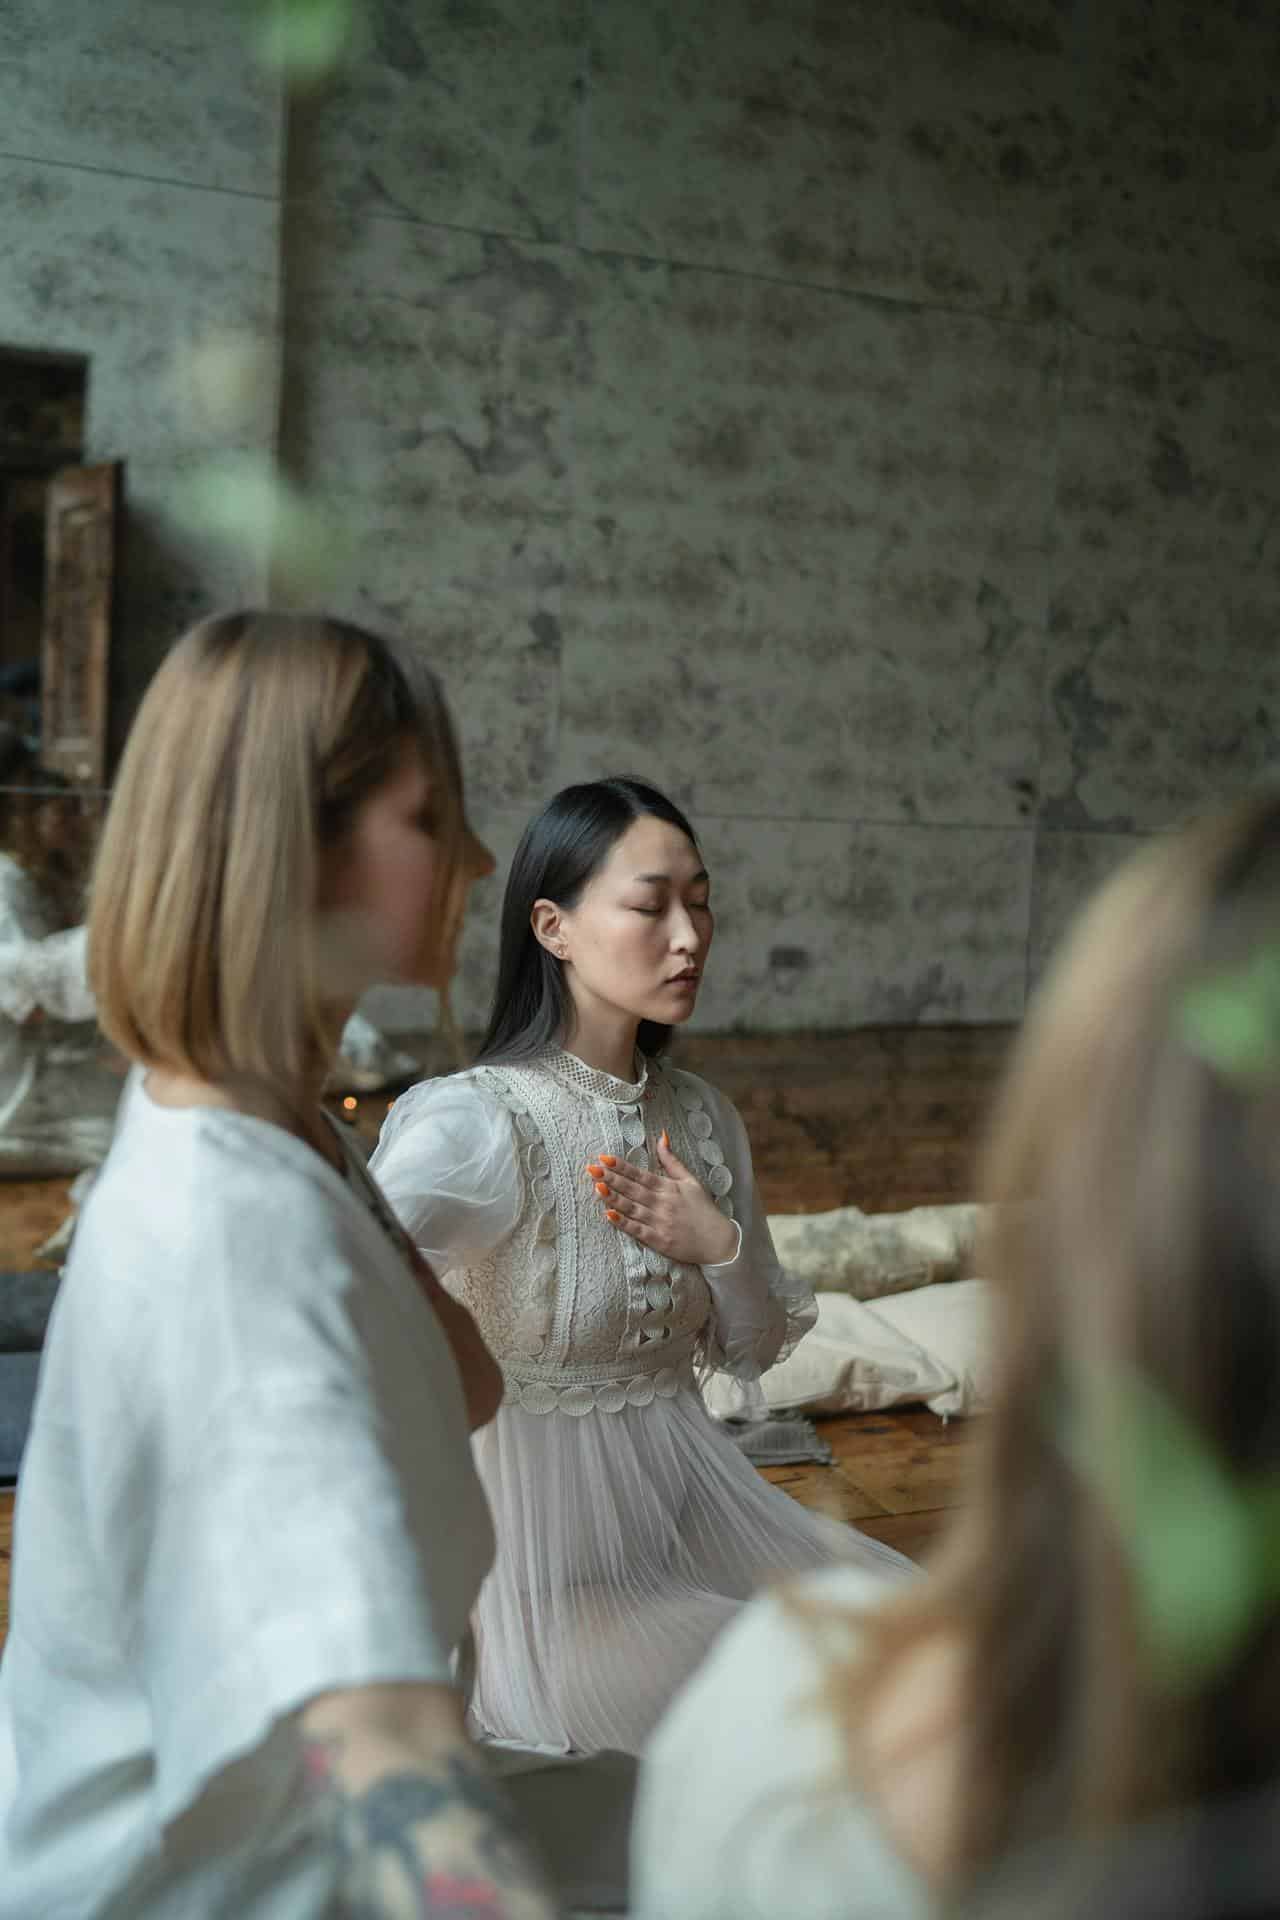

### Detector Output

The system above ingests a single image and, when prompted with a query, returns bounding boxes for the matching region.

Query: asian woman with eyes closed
[371,776,913,1758]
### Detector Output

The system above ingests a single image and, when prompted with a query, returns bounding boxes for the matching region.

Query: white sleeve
[64,1128,493,1836]
[0,863,96,1025]
[633,1572,927,1920]
[368,1076,523,1273]
[693,1081,817,1387]
[9,925,95,1023]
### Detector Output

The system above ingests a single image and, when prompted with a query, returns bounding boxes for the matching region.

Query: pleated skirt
[466,1386,915,1755]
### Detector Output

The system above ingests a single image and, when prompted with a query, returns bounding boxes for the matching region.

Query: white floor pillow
[866,1278,995,1418]
[702,1281,994,1422]
[702,1292,954,1419]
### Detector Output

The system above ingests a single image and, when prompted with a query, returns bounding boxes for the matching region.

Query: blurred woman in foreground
[636,789,1280,1920]
[0,612,568,1920]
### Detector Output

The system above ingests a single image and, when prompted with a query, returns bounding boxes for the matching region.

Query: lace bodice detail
[372,1050,816,1418]
[461,1053,738,1414]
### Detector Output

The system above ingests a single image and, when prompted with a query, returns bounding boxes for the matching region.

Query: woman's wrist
[703,1217,742,1268]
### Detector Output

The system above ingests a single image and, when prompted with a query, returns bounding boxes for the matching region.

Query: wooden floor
[0,1406,967,1648]
[0,1027,1013,1649]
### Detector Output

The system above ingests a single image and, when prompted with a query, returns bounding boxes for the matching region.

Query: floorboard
[0,1028,1006,1650]
[0,1406,971,1652]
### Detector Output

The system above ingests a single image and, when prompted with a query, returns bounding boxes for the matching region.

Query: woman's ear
[531,898,568,960]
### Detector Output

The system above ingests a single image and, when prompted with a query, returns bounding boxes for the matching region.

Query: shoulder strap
[325,1113,418,1263]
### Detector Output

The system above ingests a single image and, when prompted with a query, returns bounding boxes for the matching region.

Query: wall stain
[360,162,457,224]
[674,413,755,479]
[443,237,575,340]
[768,946,813,992]
[1043,614,1135,830]
[907,122,950,166]
[878,963,960,1023]
[932,2,1065,58]
[419,398,565,480]
[1148,429,1194,498]
[527,609,561,655]
[373,2,431,76]
[998,141,1034,184]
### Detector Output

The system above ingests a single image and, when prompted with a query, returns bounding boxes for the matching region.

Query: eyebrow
[633,870,711,886]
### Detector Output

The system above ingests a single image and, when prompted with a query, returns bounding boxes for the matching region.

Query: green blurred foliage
[1059,1368,1280,1693]
[173,454,356,602]
[1181,947,1280,1084]
[236,0,362,84]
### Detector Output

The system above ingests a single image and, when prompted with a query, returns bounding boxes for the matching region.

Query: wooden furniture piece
[39,461,120,788]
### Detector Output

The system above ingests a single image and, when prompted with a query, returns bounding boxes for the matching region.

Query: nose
[670,905,700,953]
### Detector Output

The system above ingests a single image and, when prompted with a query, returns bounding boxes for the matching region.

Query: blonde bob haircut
[89,610,465,1097]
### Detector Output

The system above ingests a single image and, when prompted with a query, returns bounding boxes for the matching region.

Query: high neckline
[542,1046,649,1106]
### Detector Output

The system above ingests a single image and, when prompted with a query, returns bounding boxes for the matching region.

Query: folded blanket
[727,1416,834,1467]
[767,1201,985,1300]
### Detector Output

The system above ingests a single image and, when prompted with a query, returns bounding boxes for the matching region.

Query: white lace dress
[0,855,119,1176]
[370,1048,914,1756]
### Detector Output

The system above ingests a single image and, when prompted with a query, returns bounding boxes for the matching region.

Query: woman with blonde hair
[0,612,570,1919]
[634,788,1280,1920]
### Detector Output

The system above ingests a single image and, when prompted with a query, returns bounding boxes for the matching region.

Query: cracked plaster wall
[4,2,1278,1031]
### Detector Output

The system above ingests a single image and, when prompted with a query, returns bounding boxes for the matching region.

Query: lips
[668,971,700,985]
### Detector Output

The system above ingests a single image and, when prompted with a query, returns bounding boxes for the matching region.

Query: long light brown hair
[817,788,1280,1895]
[88,610,466,1103]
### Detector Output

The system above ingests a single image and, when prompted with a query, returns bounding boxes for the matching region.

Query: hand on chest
[473,1060,741,1377]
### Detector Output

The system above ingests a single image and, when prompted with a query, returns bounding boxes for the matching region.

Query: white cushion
[866,1279,995,1419]
[703,1281,994,1422]
[702,1292,954,1419]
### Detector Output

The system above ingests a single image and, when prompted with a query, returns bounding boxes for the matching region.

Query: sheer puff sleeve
[369,1074,522,1276]
[678,1076,817,1394]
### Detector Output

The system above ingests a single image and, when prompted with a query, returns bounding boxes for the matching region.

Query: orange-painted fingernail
[595,1182,610,1197]
[661,1130,670,1148]
[586,1163,602,1177]
[606,1209,622,1223]
[599,1154,617,1167]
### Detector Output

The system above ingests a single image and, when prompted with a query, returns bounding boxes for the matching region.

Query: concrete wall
[4,3,1279,1033]
[0,3,283,739]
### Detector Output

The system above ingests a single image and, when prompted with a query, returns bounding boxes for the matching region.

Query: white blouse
[632,1565,932,1920]
[371,1052,817,1416]
[0,1079,493,1919]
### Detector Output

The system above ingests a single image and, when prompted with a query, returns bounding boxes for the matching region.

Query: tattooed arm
[300,1681,562,1919]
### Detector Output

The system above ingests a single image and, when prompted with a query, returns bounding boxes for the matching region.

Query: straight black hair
[475,776,702,1066]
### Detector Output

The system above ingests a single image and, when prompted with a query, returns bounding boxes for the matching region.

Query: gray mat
[729,1415,833,1467]
[0,1268,61,1352]
[0,1349,39,1482]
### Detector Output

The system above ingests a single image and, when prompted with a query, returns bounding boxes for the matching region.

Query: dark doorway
[0,353,119,786]
[0,352,89,687]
